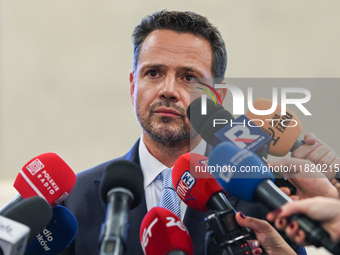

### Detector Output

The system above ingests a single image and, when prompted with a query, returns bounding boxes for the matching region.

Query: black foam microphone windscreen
[3,196,53,242]
[100,160,144,209]
[187,97,234,144]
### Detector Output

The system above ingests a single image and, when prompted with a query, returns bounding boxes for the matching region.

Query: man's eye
[148,70,158,77]
[185,75,194,82]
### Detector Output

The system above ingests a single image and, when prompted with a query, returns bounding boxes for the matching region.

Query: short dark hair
[132,10,227,78]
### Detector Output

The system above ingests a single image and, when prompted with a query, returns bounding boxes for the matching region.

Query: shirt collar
[138,135,207,189]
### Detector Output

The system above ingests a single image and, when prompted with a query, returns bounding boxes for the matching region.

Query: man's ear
[218,88,228,103]
[129,70,135,106]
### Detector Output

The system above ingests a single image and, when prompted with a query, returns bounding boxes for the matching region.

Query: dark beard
[137,99,192,146]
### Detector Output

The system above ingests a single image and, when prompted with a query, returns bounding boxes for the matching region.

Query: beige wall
[1,1,339,254]
[1,1,339,179]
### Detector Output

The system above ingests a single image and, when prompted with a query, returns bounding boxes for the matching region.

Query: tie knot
[160,168,173,189]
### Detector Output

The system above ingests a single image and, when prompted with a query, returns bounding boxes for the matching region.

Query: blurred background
[0,1,339,253]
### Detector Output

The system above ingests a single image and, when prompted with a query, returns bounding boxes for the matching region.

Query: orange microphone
[246,98,304,156]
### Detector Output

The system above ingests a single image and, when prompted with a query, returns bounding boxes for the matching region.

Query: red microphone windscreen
[245,98,303,156]
[172,153,226,212]
[140,207,193,255]
[13,153,76,207]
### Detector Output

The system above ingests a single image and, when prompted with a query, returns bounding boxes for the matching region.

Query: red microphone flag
[140,207,194,255]
[14,152,76,207]
[172,153,226,212]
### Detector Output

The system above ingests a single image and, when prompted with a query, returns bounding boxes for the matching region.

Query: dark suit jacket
[60,139,306,255]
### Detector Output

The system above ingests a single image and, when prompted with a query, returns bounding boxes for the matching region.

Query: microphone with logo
[208,141,340,254]
[0,153,76,215]
[0,196,53,255]
[245,98,304,156]
[244,98,307,189]
[99,160,144,255]
[140,207,193,255]
[0,215,29,255]
[187,97,296,194]
[172,153,256,255]
[25,205,78,255]
[187,97,271,160]
[188,97,305,157]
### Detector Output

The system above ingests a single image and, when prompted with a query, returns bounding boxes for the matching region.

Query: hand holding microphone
[267,197,340,246]
[291,132,340,180]
[267,157,339,200]
[246,99,340,180]
[234,212,297,255]
[209,141,340,254]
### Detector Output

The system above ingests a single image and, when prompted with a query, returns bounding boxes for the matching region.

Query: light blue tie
[158,168,181,219]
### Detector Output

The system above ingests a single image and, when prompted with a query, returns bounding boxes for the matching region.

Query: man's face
[130,29,213,145]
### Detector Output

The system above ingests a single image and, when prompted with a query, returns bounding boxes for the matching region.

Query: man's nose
[158,74,180,102]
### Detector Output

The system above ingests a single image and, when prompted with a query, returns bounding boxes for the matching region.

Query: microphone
[245,98,304,156]
[2,196,53,243]
[172,153,255,255]
[99,160,144,255]
[0,215,30,255]
[172,152,231,212]
[140,207,193,255]
[0,153,76,215]
[25,205,78,255]
[187,97,271,160]
[208,141,340,254]
[187,97,235,145]
[187,97,295,194]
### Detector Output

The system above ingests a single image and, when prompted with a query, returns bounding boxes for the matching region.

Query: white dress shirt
[138,135,207,220]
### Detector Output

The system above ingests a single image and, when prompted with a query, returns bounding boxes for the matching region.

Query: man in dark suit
[61,10,306,255]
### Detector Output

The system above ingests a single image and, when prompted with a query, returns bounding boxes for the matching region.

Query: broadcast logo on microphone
[213,116,271,151]
[175,171,196,203]
[0,221,13,237]
[173,154,210,200]
[141,217,189,247]
[14,153,76,207]
[140,207,194,255]
[26,159,45,175]
[141,218,158,253]
[35,229,53,252]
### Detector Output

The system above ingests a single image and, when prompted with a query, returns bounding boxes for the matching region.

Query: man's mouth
[154,108,182,117]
